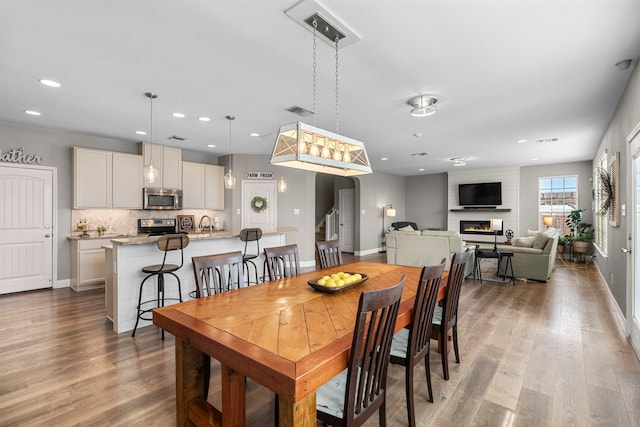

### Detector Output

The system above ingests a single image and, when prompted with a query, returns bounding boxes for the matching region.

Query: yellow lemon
[325,280,337,287]
[336,279,345,287]
[330,274,340,280]
[322,275,331,281]
[317,279,327,286]
[353,273,362,280]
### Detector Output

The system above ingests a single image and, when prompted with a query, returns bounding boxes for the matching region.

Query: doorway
[0,164,55,294]
[241,180,277,231]
[339,188,355,253]
[628,124,640,354]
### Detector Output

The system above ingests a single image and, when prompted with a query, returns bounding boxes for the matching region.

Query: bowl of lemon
[308,272,368,293]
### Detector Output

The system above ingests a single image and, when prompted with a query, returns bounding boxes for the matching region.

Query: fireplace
[460,220,503,236]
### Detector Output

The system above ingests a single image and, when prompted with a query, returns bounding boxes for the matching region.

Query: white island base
[106,230,291,334]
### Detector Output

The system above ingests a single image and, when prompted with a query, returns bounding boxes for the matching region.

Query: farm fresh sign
[0,147,43,164]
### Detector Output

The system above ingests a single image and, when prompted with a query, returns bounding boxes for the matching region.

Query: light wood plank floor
[1,254,639,426]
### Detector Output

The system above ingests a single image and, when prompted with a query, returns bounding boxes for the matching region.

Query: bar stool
[239,228,262,285]
[132,233,189,339]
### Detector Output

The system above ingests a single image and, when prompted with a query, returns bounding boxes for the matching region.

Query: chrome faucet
[198,215,212,234]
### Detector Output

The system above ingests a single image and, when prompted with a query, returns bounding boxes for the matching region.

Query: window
[539,176,578,236]
[594,152,608,255]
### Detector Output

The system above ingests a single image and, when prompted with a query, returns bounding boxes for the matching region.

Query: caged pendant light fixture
[271,12,371,177]
[224,115,237,190]
[143,92,159,184]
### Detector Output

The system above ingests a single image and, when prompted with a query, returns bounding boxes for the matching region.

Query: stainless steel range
[137,218,177,236]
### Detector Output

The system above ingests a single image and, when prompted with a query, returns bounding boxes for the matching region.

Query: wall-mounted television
[458,182,502,206]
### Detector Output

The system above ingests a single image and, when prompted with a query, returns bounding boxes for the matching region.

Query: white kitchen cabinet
[181,162,224,209]
[73,147,112,208]
[205,164,224,210]
[182,161,205,208]
[142,143,182,189]
[112,152,143,208]
[70,238,111,291]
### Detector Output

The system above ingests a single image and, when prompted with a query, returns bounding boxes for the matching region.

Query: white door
[628,125,640,353]
[242,180,277,231]
[339,188,355,253]
[0,165,54,294]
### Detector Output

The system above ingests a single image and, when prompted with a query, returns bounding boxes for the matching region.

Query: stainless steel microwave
[143,188,183,210]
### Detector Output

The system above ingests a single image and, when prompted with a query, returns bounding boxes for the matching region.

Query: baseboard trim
[355,248,382,257]
[54,279,70,289]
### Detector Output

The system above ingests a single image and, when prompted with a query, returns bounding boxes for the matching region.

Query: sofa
[386,227,559,282]
[386,229,474,275]
[492,227,559,282]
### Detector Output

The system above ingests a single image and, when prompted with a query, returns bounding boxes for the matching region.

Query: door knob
[621,248,632,254]
[45,234,51,238]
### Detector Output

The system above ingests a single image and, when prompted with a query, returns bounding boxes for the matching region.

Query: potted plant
[565,209,594,254]
[96,225,107,237]
[557,235,571,254]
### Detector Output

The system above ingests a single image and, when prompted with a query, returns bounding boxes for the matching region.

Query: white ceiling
[1,0,639,176]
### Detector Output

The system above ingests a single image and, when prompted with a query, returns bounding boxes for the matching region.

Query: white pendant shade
[144,159,158,184]
[277,176,287,193]
[224,169,236,190]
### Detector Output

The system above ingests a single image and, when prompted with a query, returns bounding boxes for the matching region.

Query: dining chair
[191,251,245,298]
[264,244,301,281]
[316,276,406,427]
[433,250,470,380]
[389,262,446,427]
[316,239,343,269]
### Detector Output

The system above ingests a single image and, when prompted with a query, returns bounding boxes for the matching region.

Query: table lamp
[543,216,553,229]
[491,218,503,251]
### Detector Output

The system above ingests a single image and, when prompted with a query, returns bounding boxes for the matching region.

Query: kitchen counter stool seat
[132,233,189,339]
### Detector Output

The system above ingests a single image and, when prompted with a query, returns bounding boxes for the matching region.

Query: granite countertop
[110,226,298,246]
[67,233,133,241]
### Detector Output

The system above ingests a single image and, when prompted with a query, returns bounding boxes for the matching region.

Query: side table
[473,249,515,285]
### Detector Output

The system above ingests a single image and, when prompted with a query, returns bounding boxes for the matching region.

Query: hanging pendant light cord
[226,115,235,170]
[312,19,318,125]
[335,36,340,133]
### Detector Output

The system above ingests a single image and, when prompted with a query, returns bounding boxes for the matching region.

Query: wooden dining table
[153,261,448,427]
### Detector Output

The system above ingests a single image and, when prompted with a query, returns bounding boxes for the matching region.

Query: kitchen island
[105,227,296,334]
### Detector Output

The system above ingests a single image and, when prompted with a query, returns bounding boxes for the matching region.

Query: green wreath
[250,196,268,213]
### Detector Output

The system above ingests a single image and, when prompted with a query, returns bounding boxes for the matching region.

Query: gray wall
[519,161,593,235]
[591,61,640,314]
[405,173,448,230]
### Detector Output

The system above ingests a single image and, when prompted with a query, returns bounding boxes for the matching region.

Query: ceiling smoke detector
[285,105,314,117]
[408,95,438,117]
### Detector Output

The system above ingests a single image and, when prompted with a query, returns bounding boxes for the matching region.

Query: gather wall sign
[0,147,44,164]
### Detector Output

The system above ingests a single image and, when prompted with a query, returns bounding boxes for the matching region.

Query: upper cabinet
[182,162,224,210]
[112,152,143,209]
[142,143,182,189]
[73,147,112,208]
[73,147,143,209]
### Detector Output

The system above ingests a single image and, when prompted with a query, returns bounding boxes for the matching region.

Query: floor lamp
[383,205,396,250]
[491,218,503,251]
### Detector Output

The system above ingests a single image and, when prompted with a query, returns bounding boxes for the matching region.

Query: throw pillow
[526,229,541,237]
[533,233,549,249]
[514,236,535,248]
[399,225,415,231]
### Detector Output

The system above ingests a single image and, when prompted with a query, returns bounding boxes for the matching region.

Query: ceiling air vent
[285,105,314,117]
[168,135,187,141]
[535,137,559,143]
[411,152,429,157]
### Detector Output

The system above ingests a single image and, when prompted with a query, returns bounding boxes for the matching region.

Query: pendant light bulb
[224,115,236,190]
[277,176,287,193]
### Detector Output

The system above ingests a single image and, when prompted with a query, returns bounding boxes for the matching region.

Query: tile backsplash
[70,209,223,237]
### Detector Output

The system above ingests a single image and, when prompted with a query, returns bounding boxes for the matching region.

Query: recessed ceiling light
[418,168,425,171]
[198,116,211,122]
[413,132,422,138]
[249,132,260,137]
[39,79,60,88]
[450,157,467,166]
[172,112,185,118]
[207,144,216,148]
[24,110,41,116]
[531,157,539,161]
[516,139,527,143]
[381,157,388,161]
[136,130,147,135]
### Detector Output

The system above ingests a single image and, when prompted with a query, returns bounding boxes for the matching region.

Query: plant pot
[557,245,565,254]
[573,241,591,254]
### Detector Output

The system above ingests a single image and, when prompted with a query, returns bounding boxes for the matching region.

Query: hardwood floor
[1,255,639,426]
